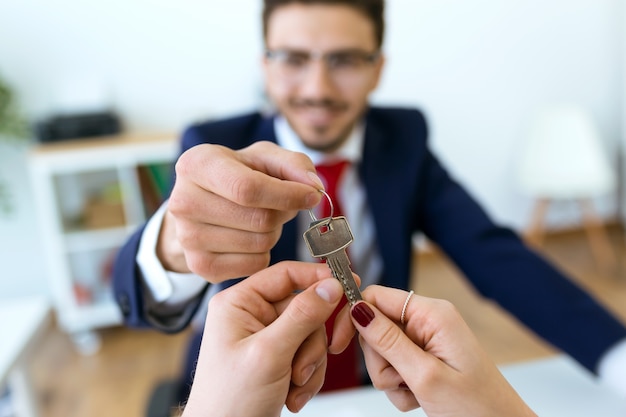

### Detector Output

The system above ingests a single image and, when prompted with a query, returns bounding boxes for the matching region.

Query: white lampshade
[517,104,616,199]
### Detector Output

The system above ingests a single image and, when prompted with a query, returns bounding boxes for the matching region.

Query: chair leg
[578,198,616,272]
[525,198,550,248]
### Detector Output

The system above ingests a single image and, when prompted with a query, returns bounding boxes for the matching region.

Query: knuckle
[175,145,206,178]
[251,230,280,252]
[185,252,212,278]
[174,224,201,249]
[287,295,319,324]
[372,322,404,355]
[208,289,229,310]
[395,400,418,413]
[168,188,196,218]
[246,208,292,235]
[167,190,184,214]
[248,140,277,154]
[248,253,272,273]
[194,253,270,282]
[287,150,314,167]
[370,377,385,391]
[174,152,191,178]
[229,175,262,206]
[247,208,277,232]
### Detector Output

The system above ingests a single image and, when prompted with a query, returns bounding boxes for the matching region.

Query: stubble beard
[299,123,355,153]
[285,98,357,153]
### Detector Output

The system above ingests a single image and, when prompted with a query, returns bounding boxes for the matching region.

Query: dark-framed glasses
[265,48,381,85]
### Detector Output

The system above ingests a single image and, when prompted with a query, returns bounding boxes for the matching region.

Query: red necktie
[315,160,361,392]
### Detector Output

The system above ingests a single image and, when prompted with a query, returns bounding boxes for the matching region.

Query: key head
[303,216,354,258]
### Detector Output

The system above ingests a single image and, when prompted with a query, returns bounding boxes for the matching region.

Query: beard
[285,97,356,153]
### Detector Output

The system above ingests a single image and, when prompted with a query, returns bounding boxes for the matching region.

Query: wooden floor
[27,226,626,417]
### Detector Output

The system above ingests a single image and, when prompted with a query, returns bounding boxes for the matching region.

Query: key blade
[326,254,363,306]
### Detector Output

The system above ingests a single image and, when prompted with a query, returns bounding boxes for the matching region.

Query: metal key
[303,216,363,305]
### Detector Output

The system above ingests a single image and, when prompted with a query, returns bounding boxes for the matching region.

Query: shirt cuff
[597,338,626,397]
[137,200,207,304]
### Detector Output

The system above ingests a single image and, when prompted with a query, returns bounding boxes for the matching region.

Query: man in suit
[113,0,626,408]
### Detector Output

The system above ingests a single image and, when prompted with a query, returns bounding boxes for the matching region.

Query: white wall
[377,0,623,228]
[0,0,623,298]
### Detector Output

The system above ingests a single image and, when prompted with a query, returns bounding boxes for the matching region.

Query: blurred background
[0,1,625,416]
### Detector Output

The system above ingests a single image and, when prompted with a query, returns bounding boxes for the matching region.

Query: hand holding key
[158,141,324,282]
[183,262,344,417]
[182,266,535,417]
[347,286,537,417]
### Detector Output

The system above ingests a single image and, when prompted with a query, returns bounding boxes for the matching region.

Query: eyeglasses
[264,48,381,85]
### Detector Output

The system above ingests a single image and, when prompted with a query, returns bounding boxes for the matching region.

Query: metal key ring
[308,189,334,226]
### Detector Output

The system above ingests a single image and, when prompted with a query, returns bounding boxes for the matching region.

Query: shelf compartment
[52,169,127,233]
[67,248,118,306]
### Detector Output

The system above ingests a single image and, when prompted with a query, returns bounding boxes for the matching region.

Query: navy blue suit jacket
[113,106,626,373]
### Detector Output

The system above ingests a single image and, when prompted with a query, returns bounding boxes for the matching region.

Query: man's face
[263,4,384,152]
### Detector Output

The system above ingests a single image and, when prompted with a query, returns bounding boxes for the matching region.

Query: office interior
[0,1,625,416]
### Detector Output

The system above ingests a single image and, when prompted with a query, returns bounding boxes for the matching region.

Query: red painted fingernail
[352,302,375,327]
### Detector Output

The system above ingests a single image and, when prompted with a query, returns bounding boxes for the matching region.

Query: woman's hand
[182,261,344,417]
[348,285,537,417]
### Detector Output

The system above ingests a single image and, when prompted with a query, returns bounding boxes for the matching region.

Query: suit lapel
[361,110,412,288]
[252,115,278,145]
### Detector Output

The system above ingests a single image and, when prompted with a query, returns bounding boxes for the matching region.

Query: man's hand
[157,141,323,282]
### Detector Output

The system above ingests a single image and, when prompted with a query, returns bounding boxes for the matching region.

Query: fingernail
[294,392,312,412]
[351,302,375,327]
[316,278,342,303]
[399,382,410,390]
[308,171,324,189]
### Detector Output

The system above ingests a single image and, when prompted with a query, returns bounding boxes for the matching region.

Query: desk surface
[282,355,626,416]
[0,296,51,384]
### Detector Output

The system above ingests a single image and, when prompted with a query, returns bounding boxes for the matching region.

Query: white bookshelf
[28,133,177,354]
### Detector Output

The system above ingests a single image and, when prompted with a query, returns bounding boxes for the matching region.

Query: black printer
[36,111,122,142]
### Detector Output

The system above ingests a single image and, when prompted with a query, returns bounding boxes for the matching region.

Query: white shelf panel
[30,134,178,174]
